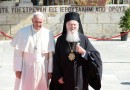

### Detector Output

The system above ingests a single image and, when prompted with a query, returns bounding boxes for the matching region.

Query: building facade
[0,0,129,40]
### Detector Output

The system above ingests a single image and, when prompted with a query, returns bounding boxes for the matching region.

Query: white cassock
[10,25,55,90]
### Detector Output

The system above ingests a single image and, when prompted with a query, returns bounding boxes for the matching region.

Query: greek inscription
[0,6,128,13]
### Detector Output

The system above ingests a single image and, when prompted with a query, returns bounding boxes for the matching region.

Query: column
[19,0,33,7]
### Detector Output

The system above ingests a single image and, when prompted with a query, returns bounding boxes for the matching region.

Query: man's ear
[31,18,33,23]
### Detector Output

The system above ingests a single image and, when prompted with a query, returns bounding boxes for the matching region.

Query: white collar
[32,25,41,32]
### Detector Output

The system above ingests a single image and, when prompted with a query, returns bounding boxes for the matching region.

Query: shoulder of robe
[41,27,50,32]
[56,35,64,42]
[78,33,89,41]
[41,27,54,38]
[17,25,31,35]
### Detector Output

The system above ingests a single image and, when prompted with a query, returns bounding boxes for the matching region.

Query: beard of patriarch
[66,30,80,42]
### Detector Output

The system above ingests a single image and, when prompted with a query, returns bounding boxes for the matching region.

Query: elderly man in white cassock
[10,12,55,90]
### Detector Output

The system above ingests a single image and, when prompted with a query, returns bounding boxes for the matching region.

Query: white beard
[66,31,80,42]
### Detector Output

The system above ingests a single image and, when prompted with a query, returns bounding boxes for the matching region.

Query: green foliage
[119,8,130,32]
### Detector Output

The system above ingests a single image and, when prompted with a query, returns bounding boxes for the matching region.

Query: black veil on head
[62,12,84,35]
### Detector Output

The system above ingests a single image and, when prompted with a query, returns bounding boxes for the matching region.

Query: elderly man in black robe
[50,12,102,90]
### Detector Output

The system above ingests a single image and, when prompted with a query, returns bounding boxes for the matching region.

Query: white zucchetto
[33,12,44,18]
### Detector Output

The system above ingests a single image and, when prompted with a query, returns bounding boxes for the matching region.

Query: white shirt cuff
[81,51,86,57]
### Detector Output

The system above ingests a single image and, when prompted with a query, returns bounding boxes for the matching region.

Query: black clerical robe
[50,33,102,90]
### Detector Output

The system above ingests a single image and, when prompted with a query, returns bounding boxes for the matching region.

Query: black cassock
[50,33,102,90]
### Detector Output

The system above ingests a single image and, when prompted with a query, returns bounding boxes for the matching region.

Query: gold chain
[68,42,76,53]
[68,42,76,61]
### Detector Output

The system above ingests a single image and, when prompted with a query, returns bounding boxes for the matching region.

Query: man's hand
[58,77,64,84]
[15,71,22,79]
[76,45,86,55]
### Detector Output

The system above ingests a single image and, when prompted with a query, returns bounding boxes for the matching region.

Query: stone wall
[0,5,129,40]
